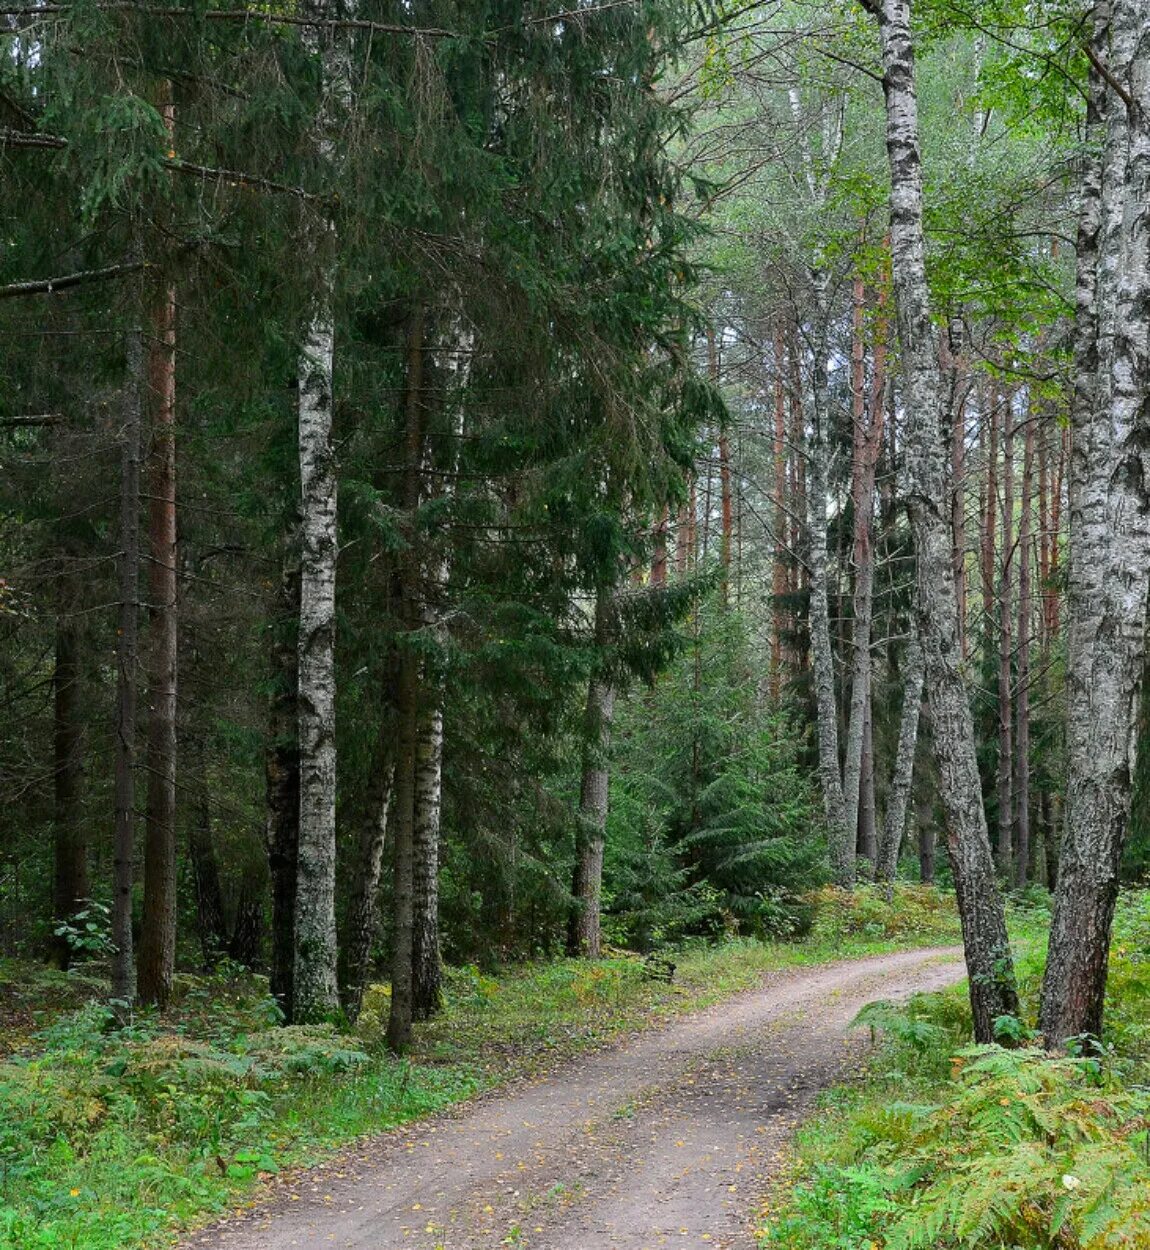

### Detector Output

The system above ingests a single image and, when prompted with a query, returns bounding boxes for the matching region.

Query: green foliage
[806,885,963,945]
[0,971,474,1250]
[605,596,824,946]
[763,894,1150,1250]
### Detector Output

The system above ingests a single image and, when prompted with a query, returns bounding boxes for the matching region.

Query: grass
[758,888,1150,1250]
[0,884,964,1250]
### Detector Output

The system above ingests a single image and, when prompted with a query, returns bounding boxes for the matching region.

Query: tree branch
[0,4,457,37]
[1083,41,1134,112]
[2,128,324,202]
[0,260,146,300]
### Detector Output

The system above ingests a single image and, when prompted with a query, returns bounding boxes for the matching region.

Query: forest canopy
[2,0,1149,1060]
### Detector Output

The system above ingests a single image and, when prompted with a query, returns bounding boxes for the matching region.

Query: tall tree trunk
[292,0,347,1025]
[387,656,419,1052]
[138,275,178,1009]
[858,694,877,866]
[944,321,969,659]
[187,728,227,971]
[718,427,733,602]
[1041,0,1150,1046]
[844,272,884,868]
[411,702,444,1019]
[805,284,853,887]
[651,505,669,587]
[980,381,998,655]
[876,637,925,884]
[917,782,936,885]
[265,555,300,1020]
[387,307,427,1053]
[771,317,789,697]
[996,387,1015,876]
[51,605,87,968]
[112,320,145,1007]
[1015,406,1034,887]
[1037,420,1051,651]
[339,734,395,1023]
[870,0,1019,1040]
[568,590,616,958]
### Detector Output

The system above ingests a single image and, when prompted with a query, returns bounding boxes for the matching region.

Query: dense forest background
[2,0,1149,1051]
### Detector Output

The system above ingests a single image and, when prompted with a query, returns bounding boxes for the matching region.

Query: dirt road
[187,947,963,1250]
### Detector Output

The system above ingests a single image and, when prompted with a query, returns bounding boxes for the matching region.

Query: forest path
[187,947,963,1250]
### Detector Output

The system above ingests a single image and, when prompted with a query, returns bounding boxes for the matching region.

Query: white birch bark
[1041,0,1150,1045]
[293,6,349,1023]
[868,0,1018,1042]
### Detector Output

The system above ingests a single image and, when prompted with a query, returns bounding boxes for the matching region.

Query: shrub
[806,884,962,944]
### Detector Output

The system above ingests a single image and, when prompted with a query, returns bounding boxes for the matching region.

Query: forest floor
[184,946,964,1250]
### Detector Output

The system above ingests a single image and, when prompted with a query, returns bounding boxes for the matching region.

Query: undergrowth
[0,888,962,1250]
[761,889,1150,1250]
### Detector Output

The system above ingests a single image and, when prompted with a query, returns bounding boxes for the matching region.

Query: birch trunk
[870,0,1018,1040]
[293,279,339,1022]
[112,320,144,1007]
[876,636,925,885]
[1041,0,1150,1046]
[138,275,178,1009]
[411,703,444,1020]
[805,282,853,886]
[292,3,349,1023]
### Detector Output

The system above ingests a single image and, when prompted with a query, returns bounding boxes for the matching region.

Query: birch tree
[1040,0,1150,1047]
[292,4,347,1024]
[862,0,1019,1041]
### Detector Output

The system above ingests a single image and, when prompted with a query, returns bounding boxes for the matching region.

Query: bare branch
[0,260,145,300]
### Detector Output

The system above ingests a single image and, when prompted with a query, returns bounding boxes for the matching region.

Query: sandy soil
[186,946,964,1250]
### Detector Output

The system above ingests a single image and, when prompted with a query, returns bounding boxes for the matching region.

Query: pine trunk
[1041,0,1150,1046]
[112,321,145,1007]
[138,278,178,1009]
[872,0,1019,1041]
